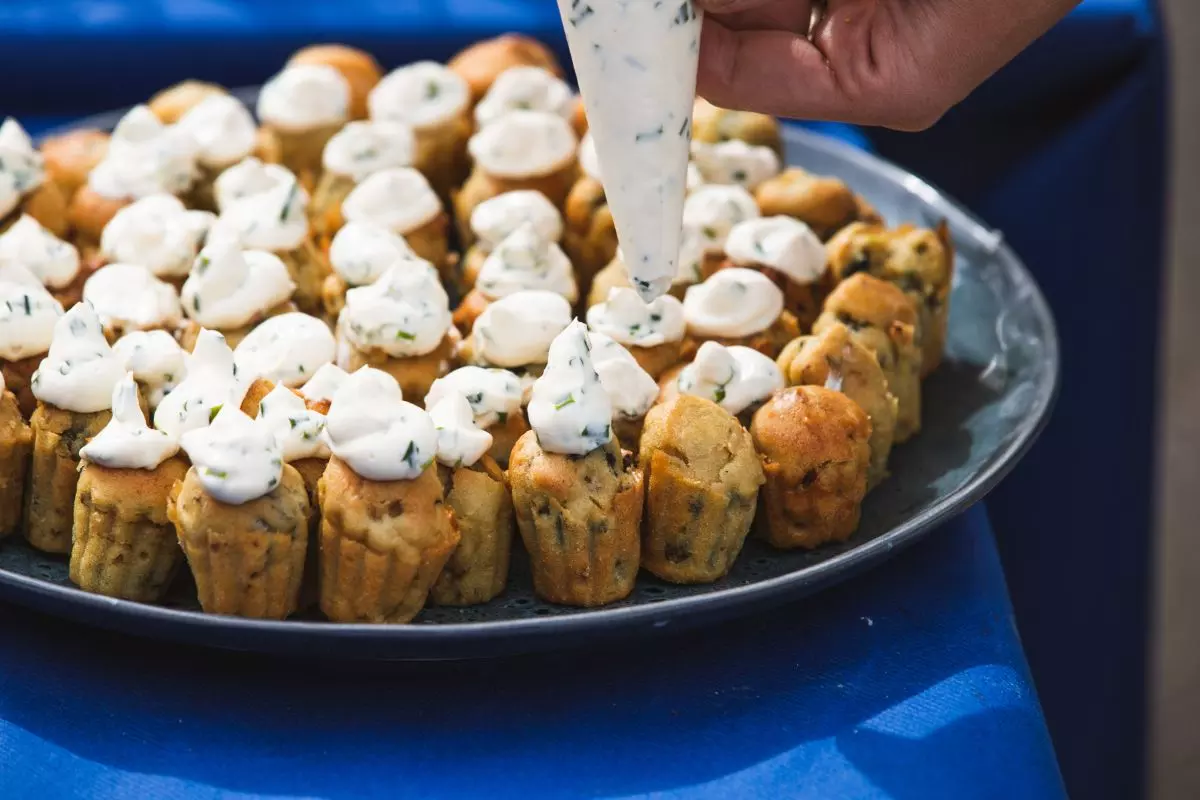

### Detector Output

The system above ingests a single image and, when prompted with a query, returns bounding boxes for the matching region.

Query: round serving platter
[0,101,1059,660]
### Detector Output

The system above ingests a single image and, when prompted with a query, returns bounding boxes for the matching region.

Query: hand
[695,0,1082,131]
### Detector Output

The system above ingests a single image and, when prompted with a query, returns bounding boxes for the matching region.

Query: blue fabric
[0,506,1064,800]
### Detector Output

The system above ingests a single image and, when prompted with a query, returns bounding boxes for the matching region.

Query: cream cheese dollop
[586,287,686,349]
[214,170,308,252]
[470,290,572,368]
[100,194,215,279]
[0,119,46,219]
[30,302,125,413]
[213,158,296,212]
[424,366,523,430]
[588,332,659,421]
[113,329,186,409]
[0,215,79,290]
[153,328,247,439]
[80,373,179,469]
[88,105,196,200]
[233,312,336,387]
[181,238,295,330]
[428,392,493,468]
[475,66,576,128]
[328,221,417,287]
[368,62,471,130]
[677,341,784,415]
[527,321,613,455]
[0,274,63,360]
[725,216,826,285]
[257,64,350,132]
[340,167,442,235]
[176,93,258,169]
[690,140,781,190]
[322,120,417,183]
[470,190,563,250]
[682,268,784,338]
[180,405,284,504]
[683,185,761,255]
[467,110,577,179]
[475,223,577,302]
[324,367,438,481]
[298,362,348,405]
[83,263,183,333]
[340,261,451,357]
[257,382,330,462]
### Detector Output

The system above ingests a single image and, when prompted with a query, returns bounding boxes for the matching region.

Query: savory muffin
[722,216,829,329]
[98,194,214,290]
[0,119,70,238]
[320,221,418,320]
[754,167,880,241]
[256,63,351,180]
[41,128,110,200]
[676,184,761,285]
[339,166,450,276]
[309,120,417,240]
[425,366,528,468]
[448,34,564,103]
[659,340,785,429]
[174,93,265,211]
[458,189,563,298]
[681,268,800,360]
[0,270,65,418]
[691,98,784,159]
[147,80,227,124]
[0,373,32,538]
[0,214,87,307]
[289,44,384,121]
[586,287,686,380]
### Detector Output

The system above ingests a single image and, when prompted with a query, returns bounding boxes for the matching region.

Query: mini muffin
[0,271,64,418]
[681,267,800,360]
[691,98,784,159]
[71,374,188,602]
[639,394,763,583]
[368,62,474,200]
[319,368,460,623]
[827,221,955,376]
[98,194,215,291]
[0,374,32,537]
[41,128,109,200]
[678,184,762,285]
[426,393,514,606]
[111,329,188,412]
[510,322,644,606]
[289,44,383,120]
[335,260,457,403]
[754,167,876,241]
[457,290,572,398]
[172,407,310,619]
[233,311,336,392]
[25,303,125,553]
[815,273,922,441]
[339,167,450,277]
[82,263,183,341]
[320,221,418,321]
[174,93,266,211]
[256,64,351,182]
[248,381,331,502]
[0,214,87,307]
[587,287,686,379]
[721,216,830,329]
[660,340,785,429]
[425,366,528,468]
[151,327,247,442]
[458,189,564,299]
[147,80,226,124]
[0,119,69,239]
[751,386,871,549]
[777,323,899,489]
[587,332,665,458]
[690,138,782,193]
[309,121,417,240]
[473,66,576,131]
[448,34,565,103]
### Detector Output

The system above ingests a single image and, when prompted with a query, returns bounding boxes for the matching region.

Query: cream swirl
[0,215,79,289]
[475,66,576,128]
[257,383,330,462]
[683,185,761,254]
[79,373,179,469]
[690,140,781,190]
[588,332,659,421]
[424,366,523,430]
[577,132,602,182]
[176,93,258,169]
[83,263,183,332]
[725,216,826,285]
[476,223,577,301]
[152,328,246,439]
[181,239,295,330]
[88,105,196,200]
[368,62,470,130]
[340,261,451,357]
[298,362,348,404]
[676,341,784,415]
[328,221,417,287]
[682,268,784,338]
[30,302,125,413]
[470,290,571,368]
[322,120,417,182]
[470,190,563,250]
[527,321,613,455]
[586,287,685,348]
[214,171,308,252]
[428,392,493,468]
[341,167,442,235]
[233,312,336,387]
[180,405,284,504]
[0,119,45,219]
[100,194,215,279]
[467,110,577,179]
[112,330,186,409]
[0,274,62,360]
[257,64,350,132]
[213,158,296,212]
[324,367,438,481]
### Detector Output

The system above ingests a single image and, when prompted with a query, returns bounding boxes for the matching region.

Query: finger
[694,0,780,14]
[707,0,813,34]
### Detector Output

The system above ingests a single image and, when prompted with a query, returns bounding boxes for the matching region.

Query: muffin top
[341,167,442,236]
[476,223,577,302]
[214,168,309,251]
[682,184,760,256]
[682,268,784,338]
[470,190,563,250]
[474,66,575,128]
[181,238,295,330]
[726,216,826,285]
[88,105,196,200]
[233,312,336,388]
[469,290,571,369]
[674,341,783,416]
[101,195,215,279]
[690,139,781,191]
[257,63,350,132]
[369,61,470,130]
[340,261,452,358]
[176,93,258,169]
[31,302,125,413]
[324,366,438,482]
[181,405,286,504]
[80,373,179,470]
[328,221,417,287]
[527,320,613,455]
[321,119,416,182]
[468,110,577,179]
[0,214,80,290]
[586,287,685,349]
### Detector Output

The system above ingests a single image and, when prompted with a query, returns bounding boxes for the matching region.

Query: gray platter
[0,101,1059,660]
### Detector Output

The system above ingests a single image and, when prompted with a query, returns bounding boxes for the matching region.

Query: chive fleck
[554,395,576,410]
[209,404,223,422]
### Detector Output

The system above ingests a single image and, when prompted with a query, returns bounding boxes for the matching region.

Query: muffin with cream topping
[99,194,215,290]
[425,366,528,468]
[41,128,109,201]
[320,221,418,320]
[112,329,187,411]
[458,190,563,298]
[0,268,64,417]
[339,166,450,278]
[0,119,69,238]
[659,340,785,429]
[152,328,247,442]
[0,372,32,538]
[586,287,686,379]
[457,290,573,398]
[288,44,383,121]
[676,184,761,284]
[587,331,660,455]
[680,267,800,360]
[297,362,348,410]
[310,120,417,239]
[690,138,782,193]
[175,92,269,211]
[449,34,564,104]
[0,214,85,307]
[256,63,351,182]
[754,167,882,241]
[721,215,829,329]
[473,66,576,131]
[691,98,784,160]
[233,311,336,391]
[147,80,226,124]
[82,263,183,341]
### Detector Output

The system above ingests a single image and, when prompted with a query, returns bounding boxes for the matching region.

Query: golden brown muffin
[453,244,488,299]
[170,463,310,619]
[148,80,227,124]
[25,402,111,553]
[486,410,530,469]
[448,34,565,103]
[453,164,579,249]
[42,128,110,200]
[178,300,298,353]
[66,186,128,246]
[0,389,32,537]
[5,180,71,240]
[815,273,922,442]
[429,458,514,606]
[751,386,871,549]
[309,172,357,240]
[692,98,784,159]
[318,455,460,623]
[776,323,898,489]
[412,115,474,205]
[340,330,459,406]
[451,290,491,336]
[277,239,332,317]
[827,221,954,376]
[509,433,643,606]
[289,45,383,121]
[562,176,618,303]
[754,168,864,241]
[681,311,801,362]
[710,257,830,332]
[403,211,453,275]
[70,456,189,602]
[638,395,763,583]
[1,355,42,420]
